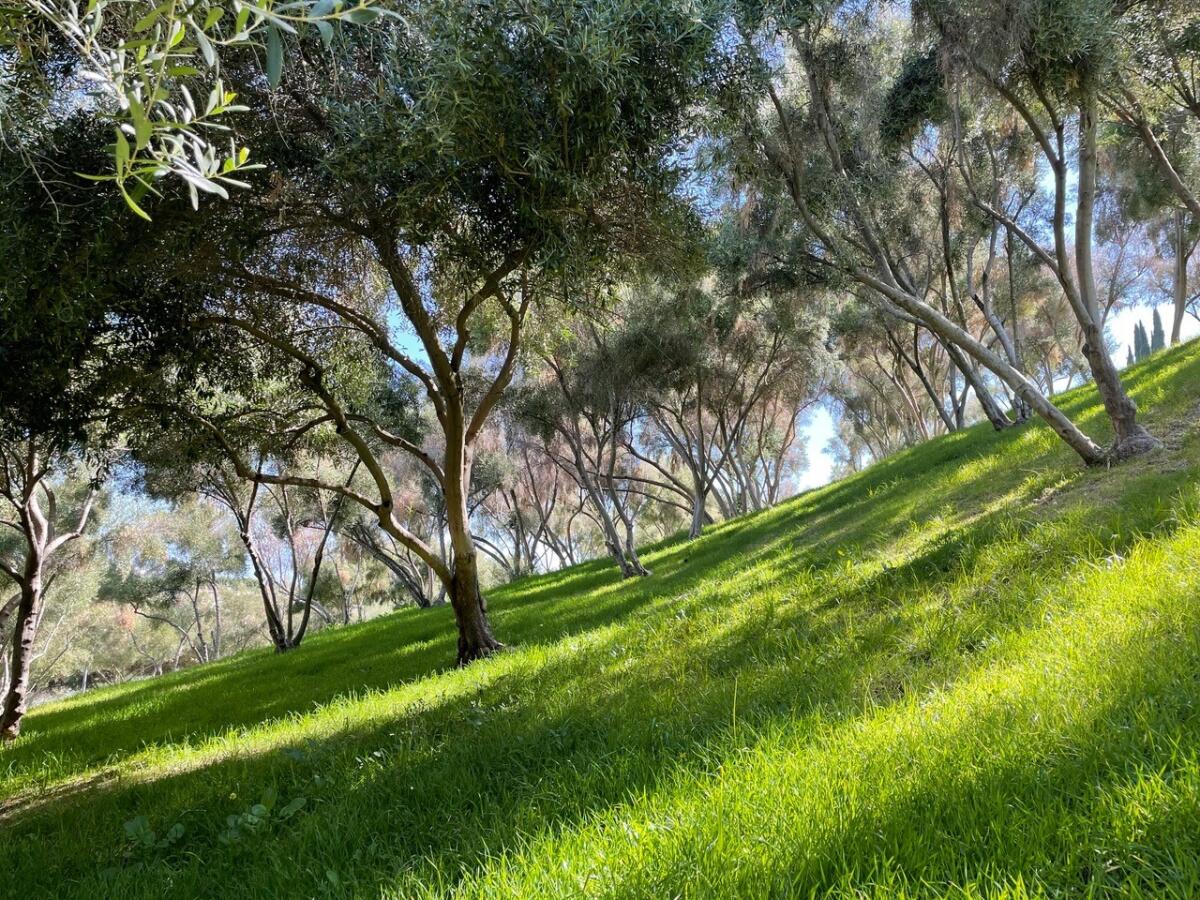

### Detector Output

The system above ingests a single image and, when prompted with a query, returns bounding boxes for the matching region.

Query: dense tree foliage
[2,0,1198,720]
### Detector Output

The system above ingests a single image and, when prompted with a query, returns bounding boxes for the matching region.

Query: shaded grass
[2,341,1200,899]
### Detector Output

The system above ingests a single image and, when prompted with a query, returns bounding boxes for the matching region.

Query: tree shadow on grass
[8,459,1197,898]
[6,342,1198,896]
[9,398,1197,809]
[4,489,842,790]
[665,590,1200,898]
[1,571,967,898]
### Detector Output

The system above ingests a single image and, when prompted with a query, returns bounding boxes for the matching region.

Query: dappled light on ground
[3,343,1200,898]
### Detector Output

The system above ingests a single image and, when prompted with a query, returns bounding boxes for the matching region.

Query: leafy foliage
[4,0,390,213]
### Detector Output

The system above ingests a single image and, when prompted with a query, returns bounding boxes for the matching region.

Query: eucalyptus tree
[1100,0,1200,225]
[471,422,566,581]
[522,333,658,578]
[503,428,599,570]
[160,0,716,661]
[720,187,979,436]
[1164,212,1200,342]
[512,441,594,570]
[137,430,361,652]
[343,517,445,610]
[100,499,245,666]
[240,469,355,649]
[626,284,823,535]
[1104,99,1200,347]
[833,316,950,448]
[921,0,1161,458]
[716,1,1131,466]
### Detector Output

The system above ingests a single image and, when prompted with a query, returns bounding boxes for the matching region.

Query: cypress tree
[1126,346,1135,368]
[1134,321,1150,361]
[1151,308,1166,352]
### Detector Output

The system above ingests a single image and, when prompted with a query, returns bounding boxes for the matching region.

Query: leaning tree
[920,0,1162,458]
[715,0,1151,466]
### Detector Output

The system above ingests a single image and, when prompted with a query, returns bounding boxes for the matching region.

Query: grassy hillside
[3,342,1200,899]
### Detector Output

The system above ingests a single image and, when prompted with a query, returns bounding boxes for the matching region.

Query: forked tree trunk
[567,435,644,577]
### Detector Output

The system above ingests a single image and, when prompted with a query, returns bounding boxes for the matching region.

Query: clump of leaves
[880,50,947,153]
[122,815,185,858]
[218,787,306,844]
[11,0,393,217]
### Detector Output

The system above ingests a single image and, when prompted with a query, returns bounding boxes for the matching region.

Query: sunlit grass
[2,341,1200,898]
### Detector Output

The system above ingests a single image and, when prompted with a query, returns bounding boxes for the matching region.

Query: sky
[793,303,1200,493]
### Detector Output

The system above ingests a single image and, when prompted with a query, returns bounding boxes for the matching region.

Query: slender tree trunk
[246,532,288,651]
[621,512,649,576]
[689,489,707,539]
[1,574,42,741]
[1005,231,1031,422]
[189,583,210,663]
[210,580,222,659]
[943,343,1011,430]
[445,415,501,665]
[565,430,637,577]
[894,332,957,434]
[867,278,1108,463]
[1076,93,1160,459]
[1171,210,1189,345]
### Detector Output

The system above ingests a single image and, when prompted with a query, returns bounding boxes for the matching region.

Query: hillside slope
[3,342,1200,899]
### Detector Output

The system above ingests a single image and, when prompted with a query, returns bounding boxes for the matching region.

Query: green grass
[4,342,1200,899]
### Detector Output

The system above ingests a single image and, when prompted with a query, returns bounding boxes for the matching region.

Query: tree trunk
[865,276,1108,464]
[240,518,289,651]
[448,548,501,665]
[621,518,649,576]
[943,343,1011,430]
[210,581,222,660]
[1078,325,1160,459]
[1171,210,1189,345]
[1076,93,1160,460]
[565,431,639,577]
[444,412,502,665]
[1,576,42,741]
[688,490,707,539]
[1005,232,1031,422]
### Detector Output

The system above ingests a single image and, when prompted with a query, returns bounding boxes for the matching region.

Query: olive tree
[166,0,718,662]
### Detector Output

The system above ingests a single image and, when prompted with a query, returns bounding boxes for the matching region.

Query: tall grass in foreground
[2,341,1199,899]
